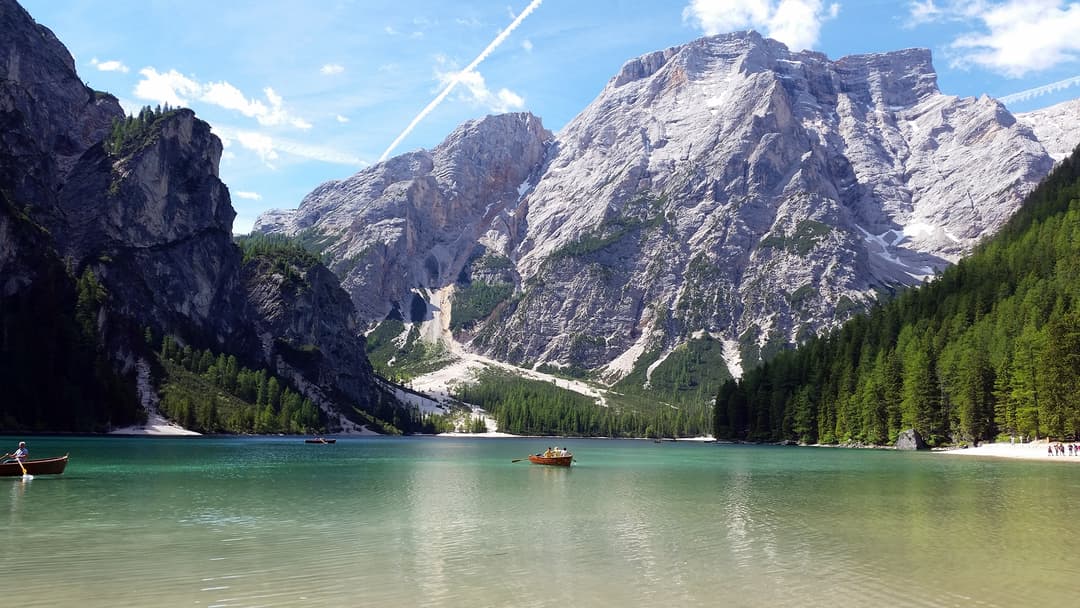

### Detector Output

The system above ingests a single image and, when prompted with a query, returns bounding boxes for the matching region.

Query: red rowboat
[528,453,573,467]
[0,454,69,477]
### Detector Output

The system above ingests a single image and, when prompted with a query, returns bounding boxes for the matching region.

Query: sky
[21,0,1080,234]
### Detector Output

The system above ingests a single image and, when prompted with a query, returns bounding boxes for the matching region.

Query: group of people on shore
[542,446,571,458]
[1048,442,1080,456]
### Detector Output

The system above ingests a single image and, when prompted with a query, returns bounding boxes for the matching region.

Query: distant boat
[304,438,336,444]
[528,453,573,467]
[0,454,68,476]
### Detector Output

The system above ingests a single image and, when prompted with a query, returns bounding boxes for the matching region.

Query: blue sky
[22,0,1080,233]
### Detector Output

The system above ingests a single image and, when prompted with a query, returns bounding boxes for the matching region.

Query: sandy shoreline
[938,440,1080,462]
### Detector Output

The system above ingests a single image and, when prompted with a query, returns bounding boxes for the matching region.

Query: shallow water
[3,436,1079,607]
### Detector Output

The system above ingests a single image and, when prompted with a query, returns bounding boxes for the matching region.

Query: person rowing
[2,440,28,463]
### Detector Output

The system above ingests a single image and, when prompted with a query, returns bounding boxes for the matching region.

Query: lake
[3,436,1079,607]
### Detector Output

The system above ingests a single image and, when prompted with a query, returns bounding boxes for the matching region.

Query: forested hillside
[716,145,1080,446]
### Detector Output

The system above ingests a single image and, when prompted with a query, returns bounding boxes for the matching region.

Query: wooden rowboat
[0,454,68,477]
[528,453,573,467]
[305,438,336,444]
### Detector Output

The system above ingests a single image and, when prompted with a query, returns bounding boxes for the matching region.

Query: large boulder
[896,428,928,450]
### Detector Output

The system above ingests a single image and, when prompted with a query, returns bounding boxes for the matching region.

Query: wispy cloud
[438,67,525,112]
[908,1,1080,77]
[213,125,365,168]
[234,191,263,200]
[336,114,350,123]
[379,0,543,161]
[999,74,1080,104]
[320,63,345,75]
[135,69,311,129]
[91,57,130,73]
[682,0,840,51]
[521,39,534,52]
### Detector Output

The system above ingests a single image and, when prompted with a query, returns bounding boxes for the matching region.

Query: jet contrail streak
[999,75,1080,105]
[379,0,543,162]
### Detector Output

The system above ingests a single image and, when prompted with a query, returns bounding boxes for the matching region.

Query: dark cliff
[0,0,396,432]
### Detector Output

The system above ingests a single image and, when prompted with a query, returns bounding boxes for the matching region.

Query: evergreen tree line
[106,104,177,156]
[716,146,1080,446]
[157,334,451,436]
[235,233,322,267]
[456,370,710,438]
[158,335,323,434]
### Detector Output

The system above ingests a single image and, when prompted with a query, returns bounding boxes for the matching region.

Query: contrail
[999,75,1080,105]
[379,0,543,162]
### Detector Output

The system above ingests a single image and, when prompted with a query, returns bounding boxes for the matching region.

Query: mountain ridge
[256,31,1068,402]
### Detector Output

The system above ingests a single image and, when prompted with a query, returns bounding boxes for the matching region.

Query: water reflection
[3,438,1080,606]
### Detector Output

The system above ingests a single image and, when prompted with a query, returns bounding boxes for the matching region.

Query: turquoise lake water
[3,436,1079,607]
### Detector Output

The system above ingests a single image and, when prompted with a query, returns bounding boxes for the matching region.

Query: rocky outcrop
[259,32,1063,388]
[0,0,392,430]
[895,429,928,450]
[255,112,550,321]
[1017,98,1080,162]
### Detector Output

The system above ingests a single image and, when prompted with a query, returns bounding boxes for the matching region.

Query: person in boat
[543,447,554,458]
[2,441,28,463]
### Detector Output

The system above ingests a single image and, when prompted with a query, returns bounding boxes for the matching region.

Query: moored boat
[0,454,69,477]
[305,438,336,444]
[528,453,573,467]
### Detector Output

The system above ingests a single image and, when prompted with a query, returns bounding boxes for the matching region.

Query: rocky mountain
[1017,98,1080,162]
[257,32,1066,391]
[0,0,396,432]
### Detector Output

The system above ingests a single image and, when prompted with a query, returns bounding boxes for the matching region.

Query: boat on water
[305,438,336,444]
[0,454,69,477]
[528,453,573,467]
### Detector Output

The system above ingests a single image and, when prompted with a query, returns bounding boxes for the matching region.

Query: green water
[3,437,1079,607]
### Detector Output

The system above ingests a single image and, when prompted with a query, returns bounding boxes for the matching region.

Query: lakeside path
[939,440,1080,462]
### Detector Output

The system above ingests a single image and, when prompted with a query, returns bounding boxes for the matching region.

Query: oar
[6,454,32,480]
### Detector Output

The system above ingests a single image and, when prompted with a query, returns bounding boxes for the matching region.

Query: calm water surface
[3,436,1079,607]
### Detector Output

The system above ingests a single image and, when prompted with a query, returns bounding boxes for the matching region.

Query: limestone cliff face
[479,33,1054,376]
[0,0,390,429]
[1017,98,1080,162]
[254,112,550,320]
[258,32,1064,382]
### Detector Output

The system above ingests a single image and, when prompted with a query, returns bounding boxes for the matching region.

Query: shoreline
[936,439,1080,462]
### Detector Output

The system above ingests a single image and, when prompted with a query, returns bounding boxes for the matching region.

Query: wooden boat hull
[528,454,572,467]
[0,454,68,476]
[305,438,336,444]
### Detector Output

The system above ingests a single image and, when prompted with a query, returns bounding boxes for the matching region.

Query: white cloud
[384,25,399,35]
[135,70,312,130]
[234,191,263,200]
[441,68,525,112]
[321,63,345,75]
[918,1,1080,77]
[522,39,534,52]
[681,0,840,51]
[236,131,279,167]
[336,114,350,123]
[134,67,202,107]
[91,58,130,73]
[202,81,268,118]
